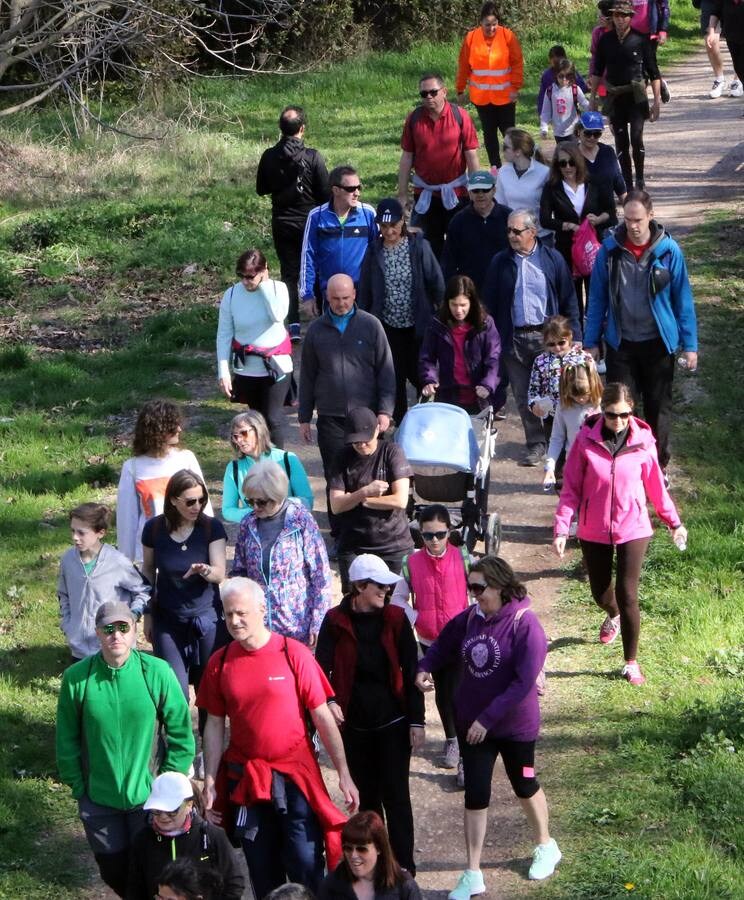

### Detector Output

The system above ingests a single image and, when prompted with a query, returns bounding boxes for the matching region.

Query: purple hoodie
[419,596,547,741]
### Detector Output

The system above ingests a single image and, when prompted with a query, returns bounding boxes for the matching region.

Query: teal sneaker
[528,838,562,880]
[448,869,485,900]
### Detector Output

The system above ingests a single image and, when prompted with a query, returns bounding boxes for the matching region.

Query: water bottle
[674,533,687,552]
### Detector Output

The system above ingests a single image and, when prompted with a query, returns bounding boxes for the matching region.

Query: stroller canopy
[396,402,480,474]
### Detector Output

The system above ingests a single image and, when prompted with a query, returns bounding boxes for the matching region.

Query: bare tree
[0,1,294,120]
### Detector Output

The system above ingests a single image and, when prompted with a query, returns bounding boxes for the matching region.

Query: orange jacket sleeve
[507,28,524,92]
[455,29,474,94]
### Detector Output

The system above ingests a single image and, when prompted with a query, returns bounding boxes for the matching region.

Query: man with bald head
[299,274,395,537]
[198,578,358,899]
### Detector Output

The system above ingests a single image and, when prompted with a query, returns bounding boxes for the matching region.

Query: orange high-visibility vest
[456,25,524,107]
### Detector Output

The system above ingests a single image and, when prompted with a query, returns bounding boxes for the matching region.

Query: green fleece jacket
[56,650,194,810]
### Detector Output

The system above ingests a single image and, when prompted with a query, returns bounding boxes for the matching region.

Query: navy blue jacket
[357,232,444,339]
[481,243,581,354]
[442,202,512,291]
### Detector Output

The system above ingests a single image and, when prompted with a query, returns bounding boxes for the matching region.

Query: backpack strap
[572,83,579,112]
[411,103,464,151]
[512,606,528,635]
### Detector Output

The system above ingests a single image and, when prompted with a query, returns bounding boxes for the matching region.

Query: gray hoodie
[57,543,150,658]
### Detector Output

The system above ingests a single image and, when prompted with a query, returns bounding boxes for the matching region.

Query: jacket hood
[279,135,306,162]
[583,412,656,449]
[608,220,667,255]
[477,592,532,625]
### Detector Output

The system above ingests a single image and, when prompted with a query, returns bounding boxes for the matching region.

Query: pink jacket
[554,414,681,545]
[404,544,469,643]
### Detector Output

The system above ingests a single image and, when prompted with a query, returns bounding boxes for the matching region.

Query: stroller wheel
[485,512,502,556]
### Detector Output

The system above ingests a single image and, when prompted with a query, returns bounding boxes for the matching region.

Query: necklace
[170,524,194,550]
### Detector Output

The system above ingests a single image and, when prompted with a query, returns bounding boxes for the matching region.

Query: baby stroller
[395,401,501,555]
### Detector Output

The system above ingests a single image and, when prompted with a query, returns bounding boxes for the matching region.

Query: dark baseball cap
[345,407,379,444]
[375,198,404,224]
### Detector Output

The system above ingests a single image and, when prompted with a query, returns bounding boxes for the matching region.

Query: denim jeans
[240,776,325,900]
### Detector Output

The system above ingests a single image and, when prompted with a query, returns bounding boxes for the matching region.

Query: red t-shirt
[196,633,333,761]
[624,236,651,261]
[401,102,479,195]
[450,323,477,405]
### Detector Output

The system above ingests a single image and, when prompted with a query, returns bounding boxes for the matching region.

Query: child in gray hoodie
[58,502,150,660]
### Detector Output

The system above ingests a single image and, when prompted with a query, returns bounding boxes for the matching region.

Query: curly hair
[132,400,183,457]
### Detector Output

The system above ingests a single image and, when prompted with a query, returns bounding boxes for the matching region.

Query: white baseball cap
[143,772,193,811]
[348,554,401,585]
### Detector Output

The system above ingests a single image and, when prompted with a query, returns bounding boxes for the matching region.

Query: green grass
[0,1,732,894]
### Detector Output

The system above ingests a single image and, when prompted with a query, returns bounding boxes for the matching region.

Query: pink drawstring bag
[571,219,602,277]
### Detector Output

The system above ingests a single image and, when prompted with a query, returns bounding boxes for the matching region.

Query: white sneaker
[709,78,726,99]
[596,359,607,375]
[529,838,562,880]
[448,869,485,900]
[729,79,744,98]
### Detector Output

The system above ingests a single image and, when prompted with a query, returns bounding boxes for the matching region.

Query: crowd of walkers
[52,0,712,897]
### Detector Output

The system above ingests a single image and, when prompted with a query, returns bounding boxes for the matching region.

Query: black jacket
[126,812,244,900]
[593,28,660,85]
[357,232,444,339]
[540,179,617,264]
[256,136,330,230]
[318,866,423,900]
[442,201,512,290]
[298,308,396,420]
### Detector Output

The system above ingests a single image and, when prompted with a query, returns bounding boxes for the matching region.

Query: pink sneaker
[599,614,621,645]
[622,661,646,685]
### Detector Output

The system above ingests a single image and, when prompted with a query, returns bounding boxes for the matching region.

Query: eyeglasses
[232,429,254,440]
[469,188,492,194]
[179,495,207,508]
[337,183,362,192]
[362,580,392,592]
[343,843,374,854]
[419,88,441,98]
[546,339,569,348]
[468,582,488,596]
[558,159,577,168]
[100,622,131,635]
[603,410,632,420]
[421,530,448,541]
[583,130,603,138]
[507,226,530,235]
[247,497,271,509]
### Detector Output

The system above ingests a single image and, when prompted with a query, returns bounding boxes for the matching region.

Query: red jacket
[554,414,681,544]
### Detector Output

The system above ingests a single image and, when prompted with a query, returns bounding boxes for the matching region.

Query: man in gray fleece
[298,273,395,535]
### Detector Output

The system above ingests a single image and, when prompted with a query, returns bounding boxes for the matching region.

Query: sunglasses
[232,429,254,439]
[343,843,374,854]
[419,88,440,98]
[558,158,577,168]
[507,226,530,235]
[469,188,492,194]
[603,410,631,420]
[100,622,131,635]
[583,130,603,138]
[337,183,362,192]
[468,582,488,596]
[247,497,271,509]
[421,530,448,541]
[612,11,632,17]
[239,270,262,280]
[362,580,392,592]
[151,803,187,819]
[179,495,207,507]
[546,339,569,348]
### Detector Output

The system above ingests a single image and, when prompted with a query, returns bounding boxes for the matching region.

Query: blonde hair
[559,357,603,408]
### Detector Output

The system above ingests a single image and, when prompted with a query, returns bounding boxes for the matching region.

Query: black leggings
[232,374,288,448]
[421,644,458,740]
[384,324,420,426]
[474,102,516,168]
[726,40,744,83]
[460,736,540,809]
[580,537,651,662]
[609,95,648,190]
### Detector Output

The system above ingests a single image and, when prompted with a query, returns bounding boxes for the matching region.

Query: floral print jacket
[230,501,331,643]
[527,345,589,416]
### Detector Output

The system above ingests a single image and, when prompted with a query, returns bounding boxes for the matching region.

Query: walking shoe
[622,660,646,685]
[729,78,744,97]
[520,445,546,467]
[442,738,459,769]
[709,77,725,99]
[456,758,465,789]
[528,839,562,880]
[660,79,671,103]
[289,322,302,343]
[448,869,485,900]
[599,614,621,645]
[596,359,607,375]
